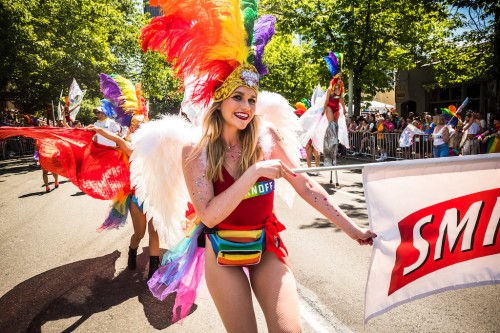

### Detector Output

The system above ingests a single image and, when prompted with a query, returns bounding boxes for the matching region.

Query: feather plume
[112,74,139,114]
[100,73,122,105]
[253,15,276,75]
[324,51,341,77]
[135,83,147,117]
[99,73,146,128]
[130,115,198,248]
[241,0,258,47]
[141,0,249,106]
[301,97,311,109]
[99,99,119,119]
[256,91,302,207]
[142,0,275,106]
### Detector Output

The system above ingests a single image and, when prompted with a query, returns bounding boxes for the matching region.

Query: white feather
[129,115,197,248]
[298,91,350,151]
[256,91,302,207]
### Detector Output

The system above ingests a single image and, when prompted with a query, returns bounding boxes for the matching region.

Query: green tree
[260,34,324,104]
[432,0,499,107]
[0,0,180,121]
[262,0,454,114]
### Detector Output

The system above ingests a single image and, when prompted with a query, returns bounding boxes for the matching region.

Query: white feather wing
[129,115,195,248]
[256,91,302,207]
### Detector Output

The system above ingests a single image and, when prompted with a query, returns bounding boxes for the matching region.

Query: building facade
[143,1,161,17]
[395,65,496,120]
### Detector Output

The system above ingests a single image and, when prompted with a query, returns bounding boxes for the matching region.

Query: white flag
[68,78,86,120]
[363,154,500,323]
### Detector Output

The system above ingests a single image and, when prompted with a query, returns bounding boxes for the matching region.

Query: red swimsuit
[327,93,342,122]
[212,167,289,265]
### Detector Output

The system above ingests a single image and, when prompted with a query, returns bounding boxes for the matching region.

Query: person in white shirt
[461,112,480,155]
[92,107,120,147]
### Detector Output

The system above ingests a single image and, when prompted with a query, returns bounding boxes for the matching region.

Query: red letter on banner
[389,188,500,295]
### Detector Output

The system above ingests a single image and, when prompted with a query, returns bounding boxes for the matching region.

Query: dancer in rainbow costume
[298,52,349,168]
[135,0,376,329]
[0,73,159,278]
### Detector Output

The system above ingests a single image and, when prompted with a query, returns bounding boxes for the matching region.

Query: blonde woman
[432,114,450,157]
[181,82,376,332]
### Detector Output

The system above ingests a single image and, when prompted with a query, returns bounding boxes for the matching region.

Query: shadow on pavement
[0,248,194,332]
[0,162,39,178]
[17,181,72,198]
[299,217,341,231]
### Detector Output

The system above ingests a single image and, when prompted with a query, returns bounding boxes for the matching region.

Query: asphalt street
[0,156,498,333]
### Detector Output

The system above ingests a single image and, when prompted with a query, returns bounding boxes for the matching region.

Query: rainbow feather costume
[97,73,148,231]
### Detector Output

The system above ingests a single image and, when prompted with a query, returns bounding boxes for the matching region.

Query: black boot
[148,256,160,279]
[128,247,138,270]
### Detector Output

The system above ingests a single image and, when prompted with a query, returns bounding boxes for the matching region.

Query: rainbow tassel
[97,190,131,232]
[148,222,206,322]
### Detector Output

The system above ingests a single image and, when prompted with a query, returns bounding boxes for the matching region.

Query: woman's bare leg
[313,149,320,167]
[147,220,160,256]
[129,201,147,249]
[205,242,258,333]
[305,143,313,168]
[250,253,301,333]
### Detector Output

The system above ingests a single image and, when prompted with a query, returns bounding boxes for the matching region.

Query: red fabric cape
[0,127,130,200]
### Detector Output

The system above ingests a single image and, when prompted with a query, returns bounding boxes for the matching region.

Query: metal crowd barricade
[20,137,36,155]
[347,132,433,160]
[0,137,37,159]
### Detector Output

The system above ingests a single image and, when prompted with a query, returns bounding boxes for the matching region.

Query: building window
[466,83,480,98]
[439,88,449,101]
[450,86,461,100]
[144,1,161,17]
[429,88,438,101]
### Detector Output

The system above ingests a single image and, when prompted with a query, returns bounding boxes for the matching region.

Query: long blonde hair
[188,101,262,182]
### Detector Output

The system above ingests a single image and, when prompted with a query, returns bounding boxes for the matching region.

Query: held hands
[254,159,296,180]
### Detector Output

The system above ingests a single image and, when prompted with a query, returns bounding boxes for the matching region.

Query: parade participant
[297,100,321,175]
[41,120,63,192]
[92,106,120,147]
[298,53,349,168]
[322,53,347,166]
[86,124,160,278]
[42,165,59,192]
[461,112,481,155]
[478,113,500,154]
[138,1,375,330]
[94,72,162,278]
[305,138,321,176]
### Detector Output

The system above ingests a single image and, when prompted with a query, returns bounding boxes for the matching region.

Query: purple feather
[330,52,339,72]
[253,15,276,75]
[99,73,132,127]
[99,73,122,104]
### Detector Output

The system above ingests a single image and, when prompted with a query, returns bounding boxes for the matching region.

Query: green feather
[241,0,258,47]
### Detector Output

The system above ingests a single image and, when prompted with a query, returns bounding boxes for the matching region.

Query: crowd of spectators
[344,109,500,160]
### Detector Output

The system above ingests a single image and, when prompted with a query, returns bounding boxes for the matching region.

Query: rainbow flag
[440,105,461,121]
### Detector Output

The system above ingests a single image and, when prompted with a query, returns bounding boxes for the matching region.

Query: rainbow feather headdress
[324,51,344,93]
[99,73,149,141]
[140,0,276,106]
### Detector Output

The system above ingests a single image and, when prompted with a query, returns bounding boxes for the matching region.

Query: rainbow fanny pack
[205,179,274,266]
[206,228,266,266]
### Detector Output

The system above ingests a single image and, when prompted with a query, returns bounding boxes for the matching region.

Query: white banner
[363,154,500,323]
[68,78,86,120]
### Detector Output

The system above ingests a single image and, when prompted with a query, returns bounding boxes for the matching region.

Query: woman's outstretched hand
[355,228,377,246]
[254,159,296,180]
[85,124,103,135]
